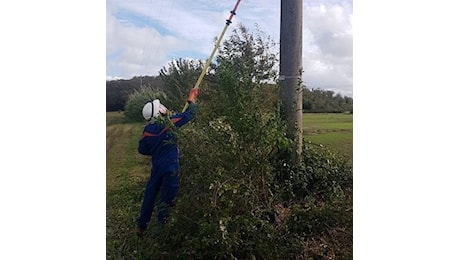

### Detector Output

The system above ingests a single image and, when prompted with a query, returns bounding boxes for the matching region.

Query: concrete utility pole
[280,0,303,165]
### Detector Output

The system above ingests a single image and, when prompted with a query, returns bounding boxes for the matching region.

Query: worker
[136,88,199,237]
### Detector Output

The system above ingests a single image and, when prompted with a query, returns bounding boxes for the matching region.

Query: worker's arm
[169,88,199,128]
[170,101,197,128]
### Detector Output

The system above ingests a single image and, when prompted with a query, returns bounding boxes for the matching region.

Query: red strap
[140,118,182,139]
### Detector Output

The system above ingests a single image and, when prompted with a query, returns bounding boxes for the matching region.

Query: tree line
[302,87,353,113]
[106,76,165,112]
[107,75,353,113]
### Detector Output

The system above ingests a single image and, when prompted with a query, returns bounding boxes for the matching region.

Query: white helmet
[142,99,168,120]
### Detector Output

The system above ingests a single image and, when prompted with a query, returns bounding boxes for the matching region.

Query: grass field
[302,113,353,165]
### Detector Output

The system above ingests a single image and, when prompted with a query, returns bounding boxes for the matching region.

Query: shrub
[275,143,353,202]
[123,87,166,122]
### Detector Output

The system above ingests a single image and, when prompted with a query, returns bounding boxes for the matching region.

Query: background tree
[302,87,353,113]
[123,86,166,122]
[159,58,205,111]
[106,76,164,111]
[107,76,353,114]
[213,23,279,117]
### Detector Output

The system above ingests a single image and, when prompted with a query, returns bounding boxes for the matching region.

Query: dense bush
[142,134,352,258]
[275,143,353,201]
[106,76,166,111]
[159,58,207,110]
[123,87,166,122]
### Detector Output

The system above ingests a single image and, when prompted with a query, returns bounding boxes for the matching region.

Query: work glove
[187,88,199,103]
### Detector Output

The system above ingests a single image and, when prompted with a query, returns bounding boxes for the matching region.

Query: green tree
[159,58,205,111]
[302,87,353,113]
[212,23,278,118]
[106,76,165,111]
[123,86,166,122]
[217,23,278,85]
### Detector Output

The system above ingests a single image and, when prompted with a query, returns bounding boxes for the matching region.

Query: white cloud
[106,11,188,78]
[106,0,353,97]
[302,1,353,97]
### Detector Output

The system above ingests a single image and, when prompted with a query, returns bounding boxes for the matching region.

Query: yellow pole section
[181,25,229,112]
[182,0,241,112]
[196,25,229,90]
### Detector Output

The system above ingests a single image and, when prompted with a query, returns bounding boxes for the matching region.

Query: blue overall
[137,102,197,230]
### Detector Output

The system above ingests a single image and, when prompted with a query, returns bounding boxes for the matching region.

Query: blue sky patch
[114,9,174,36]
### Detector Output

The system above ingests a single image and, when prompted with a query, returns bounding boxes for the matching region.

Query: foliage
[275,144,353,202]
[106,77,353,114]
[105,117,353,259]
[106,76,165,111]
[303,87,353,113]
[123,86,166,122]
[159,58,206,111]
[140,137,352,259]
[217,23,278,84]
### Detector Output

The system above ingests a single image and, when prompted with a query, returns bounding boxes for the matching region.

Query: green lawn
[106,111,128,126]
[106,114,152,259]
[303,113,353,164]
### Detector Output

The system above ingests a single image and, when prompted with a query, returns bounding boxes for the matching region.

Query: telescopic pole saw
[182,0,242,112]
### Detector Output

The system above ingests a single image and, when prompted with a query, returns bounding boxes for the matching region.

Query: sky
[106,0,353,97]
